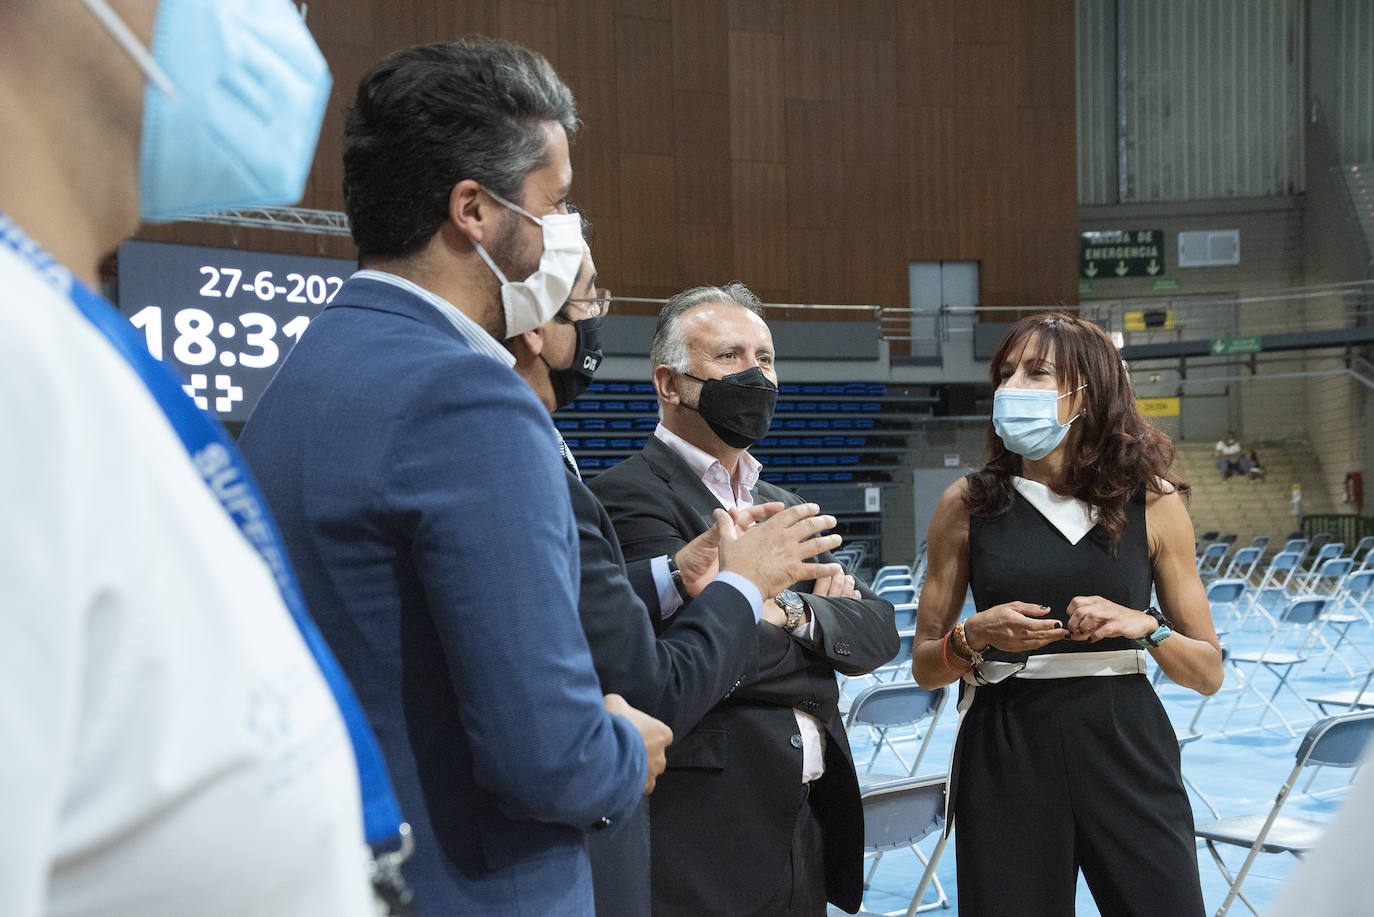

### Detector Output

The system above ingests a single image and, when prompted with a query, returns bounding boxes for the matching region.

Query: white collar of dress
[1011,476,1099,545]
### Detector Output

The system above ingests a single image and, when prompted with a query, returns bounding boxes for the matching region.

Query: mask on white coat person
[81,0,332,221]
[472,188,584,337]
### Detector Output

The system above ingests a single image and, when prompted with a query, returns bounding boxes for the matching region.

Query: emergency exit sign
[1080,230,1165,279]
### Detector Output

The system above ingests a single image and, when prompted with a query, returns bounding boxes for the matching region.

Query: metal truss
[170,205,352,237]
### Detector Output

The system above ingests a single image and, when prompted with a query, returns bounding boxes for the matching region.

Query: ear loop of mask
[469,185,545,285]
[80,0,179,98]
[1057,382,1088,426]
[482,186,544,226]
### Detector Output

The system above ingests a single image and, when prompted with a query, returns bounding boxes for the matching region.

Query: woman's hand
[1065,595,1156,642]
[964,602,1066,653]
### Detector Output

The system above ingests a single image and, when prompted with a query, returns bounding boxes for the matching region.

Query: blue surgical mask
[472,188,584,337]
[992,384,1087,460]
[82,0,332,221]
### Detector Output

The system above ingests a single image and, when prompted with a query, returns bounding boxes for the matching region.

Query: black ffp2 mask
[546,314,605,410]
[684,366,778,448]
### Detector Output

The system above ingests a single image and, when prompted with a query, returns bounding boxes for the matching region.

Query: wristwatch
[775,589,807,632]
[666,555,692,602]
[1133,606,1173,649]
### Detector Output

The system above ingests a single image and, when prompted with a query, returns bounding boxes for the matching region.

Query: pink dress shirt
[652,425,826,782]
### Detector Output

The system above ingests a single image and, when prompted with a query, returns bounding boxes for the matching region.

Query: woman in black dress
[912,313,1223,917]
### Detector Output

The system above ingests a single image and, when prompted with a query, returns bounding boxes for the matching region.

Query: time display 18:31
[116,240,357,423]
[128,262,343,368]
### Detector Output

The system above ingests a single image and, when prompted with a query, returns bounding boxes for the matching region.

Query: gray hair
[650,282,766,372]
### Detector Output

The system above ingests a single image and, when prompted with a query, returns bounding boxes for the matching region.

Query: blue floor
[838,588,1374,916]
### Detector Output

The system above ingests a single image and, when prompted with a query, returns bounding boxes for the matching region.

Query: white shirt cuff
[651,554,684,620]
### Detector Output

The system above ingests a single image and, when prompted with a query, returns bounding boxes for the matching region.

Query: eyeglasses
[563,288,612,319]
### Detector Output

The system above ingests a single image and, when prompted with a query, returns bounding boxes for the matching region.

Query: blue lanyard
[0,213,404,849]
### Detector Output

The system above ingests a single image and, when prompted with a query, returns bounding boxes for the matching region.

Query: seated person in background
[1214,431,1242,479]
[1240,449,1266,482]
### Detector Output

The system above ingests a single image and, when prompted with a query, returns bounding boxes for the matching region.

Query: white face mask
[472,188,583,337]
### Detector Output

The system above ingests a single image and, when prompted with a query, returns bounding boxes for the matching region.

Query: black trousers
[746,781,828,917]
[953,674,1205,917]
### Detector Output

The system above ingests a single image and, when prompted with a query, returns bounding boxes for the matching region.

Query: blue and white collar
[352,269,515,368]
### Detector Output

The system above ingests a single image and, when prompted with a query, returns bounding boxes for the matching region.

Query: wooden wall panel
[897,1,956,108]
[131,0,1080,327]
[673,91,734,227]
[728,31,786,162]
[619,153,679,292]
[671,0,729,95]
[788,228,848,302]
[727,0,782,33]
[433,1,500,37]
[564,78,622,218]
[497,3,562,68]
[901,106,960,241]
[731,162,789,296]
[313,0,373,48]
[677,223,736,288]
[556,0,616,83]
[615,16,675,155]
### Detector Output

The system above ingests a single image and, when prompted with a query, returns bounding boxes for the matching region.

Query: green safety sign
[1210,336,1262,355]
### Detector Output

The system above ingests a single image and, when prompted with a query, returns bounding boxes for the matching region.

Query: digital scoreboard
[116,240,355,423]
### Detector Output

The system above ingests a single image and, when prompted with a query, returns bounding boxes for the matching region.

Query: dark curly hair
[966,312,1189,548]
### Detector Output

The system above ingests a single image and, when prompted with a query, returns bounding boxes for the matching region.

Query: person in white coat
[0,2,376,914]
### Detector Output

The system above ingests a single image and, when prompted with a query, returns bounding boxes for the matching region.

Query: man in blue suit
[239,40,670,915]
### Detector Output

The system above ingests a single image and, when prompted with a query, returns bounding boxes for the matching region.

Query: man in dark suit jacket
[589,283,901,916]
[505,246,854,915]
[239,41,672,916]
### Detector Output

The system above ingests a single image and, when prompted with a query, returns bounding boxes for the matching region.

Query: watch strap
[1134,607,1173,648]
[666,555,692,602]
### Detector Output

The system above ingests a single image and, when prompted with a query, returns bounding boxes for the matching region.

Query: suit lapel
[641,436,726,534]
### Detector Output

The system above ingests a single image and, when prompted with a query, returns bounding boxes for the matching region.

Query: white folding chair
[1204,579,1249,630]
[872,566,912,591]
[846,682,948,776]
[1237,551,1302,629]
[1294,549,1347,594]
[1308,666,1374,715]
[891,602,918,631]
[1221,596,1329,737]
[1349,535,1374,566]
[1197,542,1230,581]
[1172,646,1230,820]
[1219,546,1262,584]
[877,583,917,606]
[1281,537,1309,558]
[1331,568,1374,624]
[1306,532,1334,558]
[844,774,952,916]
[1196,710,1374,917]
